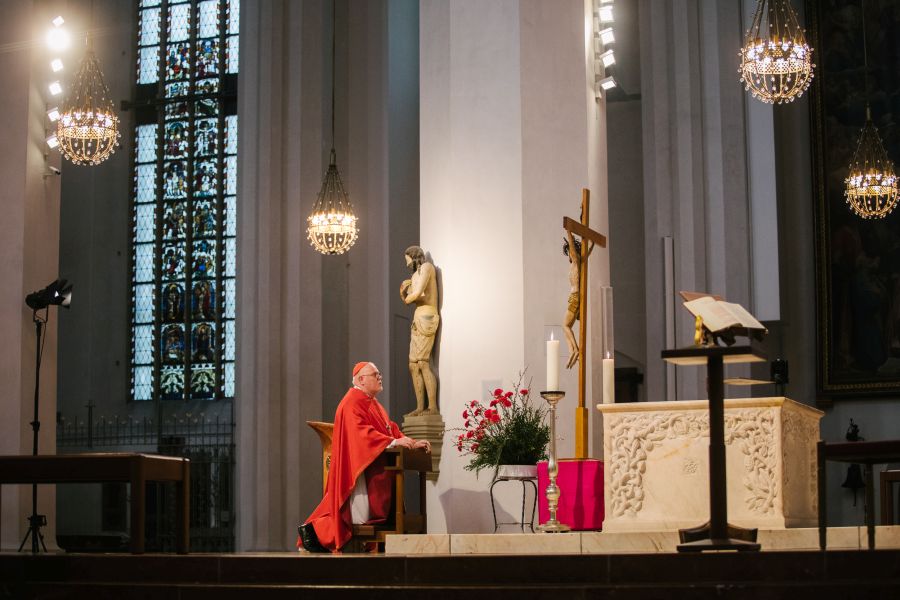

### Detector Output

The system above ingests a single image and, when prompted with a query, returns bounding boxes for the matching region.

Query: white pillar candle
[602,356,615,404]
[547,337,560,390]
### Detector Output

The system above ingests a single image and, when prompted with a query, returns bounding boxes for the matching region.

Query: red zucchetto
[352,361,370,377]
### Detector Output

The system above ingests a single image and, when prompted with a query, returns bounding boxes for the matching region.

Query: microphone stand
[18,309,48,552]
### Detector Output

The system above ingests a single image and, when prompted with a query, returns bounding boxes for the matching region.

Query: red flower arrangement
[451,375,550,476]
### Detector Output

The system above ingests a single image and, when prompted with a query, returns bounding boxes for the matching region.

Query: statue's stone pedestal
[597,397,823,531]
[401,413,445,481]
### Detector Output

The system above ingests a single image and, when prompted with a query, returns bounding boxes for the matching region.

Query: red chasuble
[303,387,402,552]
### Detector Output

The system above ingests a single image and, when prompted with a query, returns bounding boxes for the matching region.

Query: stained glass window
[131,0,239,402]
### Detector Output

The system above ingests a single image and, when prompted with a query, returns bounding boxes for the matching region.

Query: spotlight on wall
[48,81,62,96]
[25,279,72,310]
[46,27,70,51]
[46,134,59,149]
[598,75,617,91]
[51,15,65,28]
[598,27,615,46]
[598,5,614,23]
[50,58,63,72]
[47,107,60,122]
[599,49,616,68]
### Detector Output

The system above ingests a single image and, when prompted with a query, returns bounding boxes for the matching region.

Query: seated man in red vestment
[298,361,431,553]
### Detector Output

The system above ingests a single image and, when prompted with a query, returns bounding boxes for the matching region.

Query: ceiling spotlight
[598,5,614,23]
[598,27,615,45]
[48,81,62,95]
[52,15,65,28]
[25,278,72,310]
[598,75,617,91]
[46,27,70,51]
[599,49,616,68]
[47,107,60,122]
[50,58,64,72]
[46,134,59,149]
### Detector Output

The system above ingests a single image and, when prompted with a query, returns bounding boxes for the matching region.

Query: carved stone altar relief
[607,408,780,518]
[599,398,823,531]
[781,409,820,515]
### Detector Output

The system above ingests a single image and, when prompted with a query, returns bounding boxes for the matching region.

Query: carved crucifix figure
[563,229,595,369]
[562,189,607,458]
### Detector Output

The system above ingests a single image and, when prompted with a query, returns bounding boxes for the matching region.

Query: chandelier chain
[844,0,899,219]
[306,0,359,255]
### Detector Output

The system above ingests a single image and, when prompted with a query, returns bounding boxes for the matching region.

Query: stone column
[639,0,755,402]
[236,0,325,551]
[236,0,419,550]
[419,0,607,533]
[0,0,62,551]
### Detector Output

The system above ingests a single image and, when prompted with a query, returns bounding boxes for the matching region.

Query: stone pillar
[638,0,755,402]
[419,0,607,533]
[236,0,326,551]
[237,0,419,550]
[0,0,62,551]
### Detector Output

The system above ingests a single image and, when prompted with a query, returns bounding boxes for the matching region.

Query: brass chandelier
[739,0,814,104]
[307,149,358,254]
[844,0,898,219]
[306,2,358,255]
[56,38,120,165]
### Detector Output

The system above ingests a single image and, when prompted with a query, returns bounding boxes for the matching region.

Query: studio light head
[25,279,72,310]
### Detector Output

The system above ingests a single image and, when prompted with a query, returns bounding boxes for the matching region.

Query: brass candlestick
[538,390,570,533]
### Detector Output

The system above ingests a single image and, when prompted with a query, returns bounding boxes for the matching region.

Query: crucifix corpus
[563,188,607,459]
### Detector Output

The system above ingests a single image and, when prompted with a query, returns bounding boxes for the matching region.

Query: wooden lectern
[661,345,766,552]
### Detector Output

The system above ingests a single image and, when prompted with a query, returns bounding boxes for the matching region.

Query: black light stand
[18,310,48,553]
[18,279,72,553]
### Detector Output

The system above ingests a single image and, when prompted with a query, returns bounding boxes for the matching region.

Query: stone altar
[597,397,822,532]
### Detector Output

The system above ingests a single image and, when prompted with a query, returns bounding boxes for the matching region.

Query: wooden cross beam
[563,188,607,459]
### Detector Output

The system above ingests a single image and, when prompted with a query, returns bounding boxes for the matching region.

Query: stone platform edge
[385,526,900,555]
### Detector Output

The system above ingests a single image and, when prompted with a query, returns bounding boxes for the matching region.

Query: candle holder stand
[538,390,570,533]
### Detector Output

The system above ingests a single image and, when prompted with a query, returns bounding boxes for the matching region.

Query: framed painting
[810,0,900,398]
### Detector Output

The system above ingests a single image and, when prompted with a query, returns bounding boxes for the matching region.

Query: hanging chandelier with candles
[56,38,120,165]
[844,0,898,219]
[739,0,814,104]
[845,108,899,219]
[306,2,358,255]
[307,149,359,254]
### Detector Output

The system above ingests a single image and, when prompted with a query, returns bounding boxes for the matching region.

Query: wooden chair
[306,421,429,551]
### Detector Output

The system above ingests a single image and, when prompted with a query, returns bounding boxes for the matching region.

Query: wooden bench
[0,453,190,554]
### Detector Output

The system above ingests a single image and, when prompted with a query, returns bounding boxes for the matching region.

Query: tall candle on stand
[547,333,560,390]
[602,352,615,405]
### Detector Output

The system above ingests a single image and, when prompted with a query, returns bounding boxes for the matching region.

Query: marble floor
[385,525,900,554]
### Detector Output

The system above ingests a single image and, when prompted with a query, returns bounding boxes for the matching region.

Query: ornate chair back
[306,420,334,493]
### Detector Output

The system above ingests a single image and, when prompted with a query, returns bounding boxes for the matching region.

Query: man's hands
[395,436,431,453]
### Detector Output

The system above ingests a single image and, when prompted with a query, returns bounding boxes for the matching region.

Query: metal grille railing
[57,413,235,552]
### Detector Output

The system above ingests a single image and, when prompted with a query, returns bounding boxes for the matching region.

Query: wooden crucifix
[563,188,607,459]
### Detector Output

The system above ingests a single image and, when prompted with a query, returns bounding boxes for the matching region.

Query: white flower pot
[497,464,538,479]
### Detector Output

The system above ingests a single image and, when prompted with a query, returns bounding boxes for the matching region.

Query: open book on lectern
[680,291,767,345]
